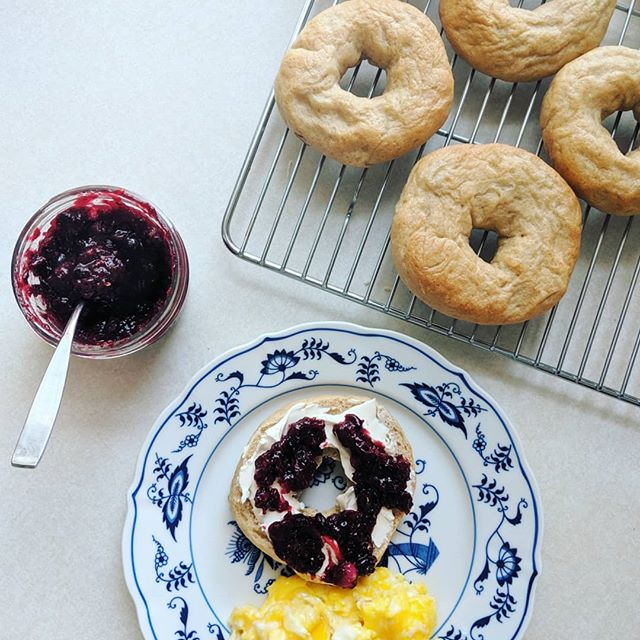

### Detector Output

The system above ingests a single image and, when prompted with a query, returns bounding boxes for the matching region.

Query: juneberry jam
[254,487,289,513]
[20,191,174,345]
[253,417,325,496]
[334,414,413,515]
[319,510,376,576]
[255,411,413,588]
[269,514,325,575]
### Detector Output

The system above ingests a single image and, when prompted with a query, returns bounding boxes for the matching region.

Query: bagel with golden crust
[541,46,640,216]
[439,0,616,82]
[274,0,453,167]
[391,144,582,325]
[229,395,415,587]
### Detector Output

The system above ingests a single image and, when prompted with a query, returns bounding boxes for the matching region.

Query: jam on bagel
[252,413,413,589]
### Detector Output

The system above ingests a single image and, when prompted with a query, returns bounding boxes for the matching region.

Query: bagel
[229,395,415,588]
[390,143,583,325]
[541,46,640,216]
[274,0,453,167]
[439,0,616,82]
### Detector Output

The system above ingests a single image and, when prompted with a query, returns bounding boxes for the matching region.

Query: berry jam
[23,192,174,345]
[256,412,412,588]
[254,417,325,497]
[270,514,326,575]
[334,414,413,515]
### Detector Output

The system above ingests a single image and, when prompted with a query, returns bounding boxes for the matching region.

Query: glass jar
[11,185,189,358]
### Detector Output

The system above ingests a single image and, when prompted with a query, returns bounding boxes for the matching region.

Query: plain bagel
[541,46,640,216]
[391,143,583,325]
[439,0,616,82]
[229,395,415,587]
[274,0,453,167]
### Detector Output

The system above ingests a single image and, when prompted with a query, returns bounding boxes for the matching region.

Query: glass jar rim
[11,185,189,359]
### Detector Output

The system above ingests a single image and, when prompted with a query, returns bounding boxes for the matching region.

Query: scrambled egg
[229,567,437,640]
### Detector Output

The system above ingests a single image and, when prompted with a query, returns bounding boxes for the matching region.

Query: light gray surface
[1,2,638,639]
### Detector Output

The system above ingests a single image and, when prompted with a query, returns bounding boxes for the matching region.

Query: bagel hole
[339,60,387,98]
[603,110,640,155]
[298,456,349,512]
[469,228,499,263]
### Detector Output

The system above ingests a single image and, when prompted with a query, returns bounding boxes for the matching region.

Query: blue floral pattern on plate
[123,322,541,640]
[146,454,193,541]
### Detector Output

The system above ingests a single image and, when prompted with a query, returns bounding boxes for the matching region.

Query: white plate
[123,322,542,640]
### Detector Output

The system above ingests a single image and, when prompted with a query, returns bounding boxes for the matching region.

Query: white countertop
[1,2,638,638]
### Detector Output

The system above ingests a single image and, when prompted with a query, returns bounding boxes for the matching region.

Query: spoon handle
[12,303,84,468]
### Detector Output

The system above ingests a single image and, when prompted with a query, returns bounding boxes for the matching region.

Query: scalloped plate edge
[121,320,543,640]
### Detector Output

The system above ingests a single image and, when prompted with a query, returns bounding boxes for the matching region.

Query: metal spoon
[12,303,84,468]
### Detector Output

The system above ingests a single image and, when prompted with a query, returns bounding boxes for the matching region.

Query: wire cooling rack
[222,0,640,407]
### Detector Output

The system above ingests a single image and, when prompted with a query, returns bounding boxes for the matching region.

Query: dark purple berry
[324,561,358,588]
[323,511,375,575]
[334,414,413,519]
[24,199,173,344]
[356,486,382,514]
[269,514,325,574]
[254,487,288,512]
[254,444,283,486]
[253,418,325,495]
[355,553,376,576]
[286,418,325,448]
[259,411,413,587]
